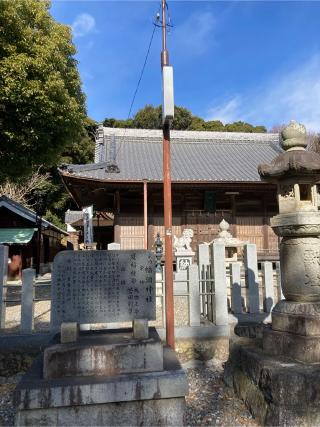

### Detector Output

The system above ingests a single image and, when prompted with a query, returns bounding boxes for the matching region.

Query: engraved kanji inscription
[51,250,156,328]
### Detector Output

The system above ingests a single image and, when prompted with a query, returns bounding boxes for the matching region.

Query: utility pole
[161,0,175,349]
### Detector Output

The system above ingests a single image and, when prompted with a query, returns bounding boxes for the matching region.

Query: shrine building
[59,126,283,259]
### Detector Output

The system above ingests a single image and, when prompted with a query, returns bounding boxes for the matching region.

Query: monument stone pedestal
[15,250,188,426]
[225,122,320,425]
[15,329,187,426]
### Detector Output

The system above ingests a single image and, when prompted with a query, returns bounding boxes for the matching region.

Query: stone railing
[198,242,282,323]
[0,243,281,336]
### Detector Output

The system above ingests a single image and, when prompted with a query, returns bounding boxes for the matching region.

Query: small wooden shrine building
[0,196,68,278]
[59,127,282,259]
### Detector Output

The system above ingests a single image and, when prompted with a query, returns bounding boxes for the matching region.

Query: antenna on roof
[105,134,120,173]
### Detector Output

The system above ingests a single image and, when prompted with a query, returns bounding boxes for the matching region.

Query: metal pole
[161,0,175,349]
[143,181,148,250]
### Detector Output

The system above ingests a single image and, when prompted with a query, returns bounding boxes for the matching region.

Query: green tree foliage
[0,0,86,182]
[103,117,134,129]
[40,117,96,228]
[204,120,225,131]
[224,121,266,133]
[103,105,267,133]
[188,116,206,131]
[133,105,162,129]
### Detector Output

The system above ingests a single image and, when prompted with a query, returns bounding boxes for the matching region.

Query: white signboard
[83,206,93,245]
[162,65,174,124]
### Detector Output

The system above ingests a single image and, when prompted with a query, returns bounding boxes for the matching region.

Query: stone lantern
[258,121,320,362]
[225,122,320,425]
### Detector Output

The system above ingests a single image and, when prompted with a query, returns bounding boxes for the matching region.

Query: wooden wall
[113,184,279,258]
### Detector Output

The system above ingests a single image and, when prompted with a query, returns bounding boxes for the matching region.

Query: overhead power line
[127,24,157,122]
[114,17,159,162]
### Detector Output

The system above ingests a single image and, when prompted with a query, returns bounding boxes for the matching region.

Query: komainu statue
[173,229,194,252]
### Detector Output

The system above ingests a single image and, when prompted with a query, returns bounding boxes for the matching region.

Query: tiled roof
[65,210,83,224]
[0,196,68,235]
[61,127,282,183]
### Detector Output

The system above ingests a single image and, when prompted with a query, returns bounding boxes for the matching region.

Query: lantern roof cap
[258,121,320,180]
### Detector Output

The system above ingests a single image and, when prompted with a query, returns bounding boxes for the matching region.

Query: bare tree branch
[0,170,50,208]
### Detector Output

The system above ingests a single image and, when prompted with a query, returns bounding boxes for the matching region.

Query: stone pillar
[21,268,36,333]
[188,265,200,327]
[0,245,8,329]
[262,261,274,313]
[231,262,242,315]
[198,244,210,318]
[198,243,210,268]
[244,244,260,314]
[213,242,228,326]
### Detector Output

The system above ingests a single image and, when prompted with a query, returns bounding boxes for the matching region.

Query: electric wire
[113,15,159,163]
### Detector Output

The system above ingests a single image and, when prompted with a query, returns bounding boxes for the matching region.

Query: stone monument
[15,250,188,426]
[225,121,320,425]
[174,228,195,273]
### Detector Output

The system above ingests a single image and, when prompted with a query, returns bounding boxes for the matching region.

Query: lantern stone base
[262,301,320,363]
[224,343,320,426]
[272,300,320,336]
[263,328,320,364]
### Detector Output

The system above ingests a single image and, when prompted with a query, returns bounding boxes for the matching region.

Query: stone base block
[15,346,188,426]
[272,300,320,336]
[263,327,320,364]
[16,397,186,426]
[224,343,320,426]
[44,328,163,379]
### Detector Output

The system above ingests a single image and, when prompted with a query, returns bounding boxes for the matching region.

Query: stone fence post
[21,268,36,333]
[198,243,211,317]
[107,242,121,250]
[212,242,228,326]
[198,243,210,269]
[231,262,242,314]
[0,245,8,329]
[188,265,200,327]
[244,243,260,314]
[262,261,274,313]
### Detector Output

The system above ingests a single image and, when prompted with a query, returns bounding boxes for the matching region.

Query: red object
[163,124,175,349]
[8,254,22,280]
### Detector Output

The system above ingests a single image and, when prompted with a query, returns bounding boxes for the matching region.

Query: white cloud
[206,96,242,124]
[206,54,320,131]
[172,11,216,57]
[72,13,96,38]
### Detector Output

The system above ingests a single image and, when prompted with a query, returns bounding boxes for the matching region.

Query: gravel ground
[0,384,15,427]
[0,362,259,427]
[184,362,259,427]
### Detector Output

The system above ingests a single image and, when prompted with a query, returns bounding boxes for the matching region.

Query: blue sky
[51,1,320,131]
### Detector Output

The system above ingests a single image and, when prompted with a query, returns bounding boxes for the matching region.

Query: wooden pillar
[231,194,237,237]
[144,181,148,250]
[114,191,121,246]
